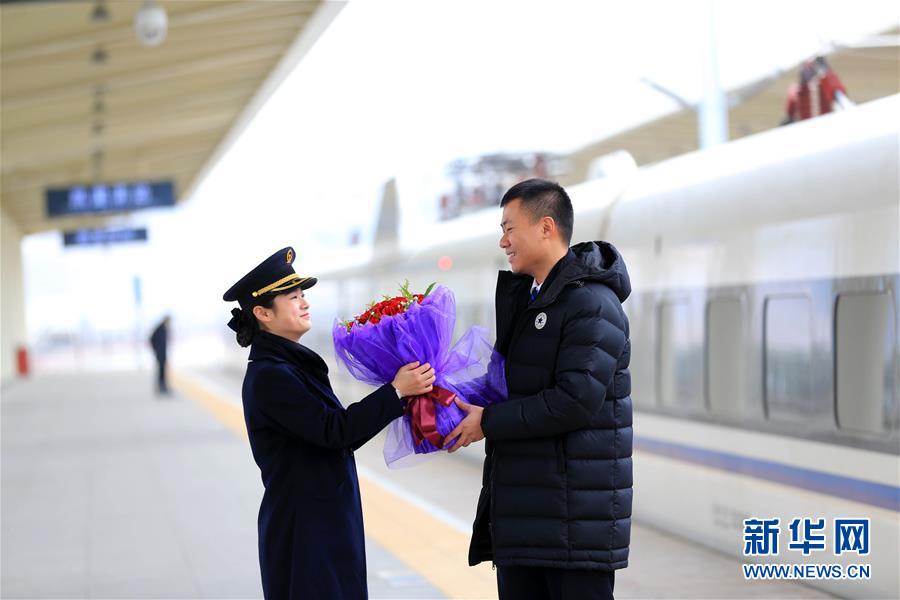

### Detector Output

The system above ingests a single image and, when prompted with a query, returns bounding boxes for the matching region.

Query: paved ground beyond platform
[2,369,834,599]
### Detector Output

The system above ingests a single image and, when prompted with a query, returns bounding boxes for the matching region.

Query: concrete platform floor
[2,369,835,599]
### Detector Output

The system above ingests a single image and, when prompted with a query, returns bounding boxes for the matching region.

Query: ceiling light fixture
[135,1,168,47]
[91,46,108,65]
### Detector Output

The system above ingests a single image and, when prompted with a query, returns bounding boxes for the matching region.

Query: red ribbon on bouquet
[405,385,457,447]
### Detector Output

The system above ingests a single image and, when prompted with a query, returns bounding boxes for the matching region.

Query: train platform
[1,368,834,599]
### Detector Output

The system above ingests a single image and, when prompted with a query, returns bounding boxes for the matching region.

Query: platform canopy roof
[1,0,339,234]
[562,29,900,185]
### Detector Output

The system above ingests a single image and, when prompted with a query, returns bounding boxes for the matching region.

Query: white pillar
[699,0,729,148]
[1,208,27,383]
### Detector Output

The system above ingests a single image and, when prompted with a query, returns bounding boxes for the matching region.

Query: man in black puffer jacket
[446,179,632,600]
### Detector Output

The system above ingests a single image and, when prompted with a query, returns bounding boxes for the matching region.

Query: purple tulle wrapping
[332,286,506,467]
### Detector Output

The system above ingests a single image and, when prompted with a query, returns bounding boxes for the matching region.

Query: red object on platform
[16,346,29,377]
[784,59,849,123]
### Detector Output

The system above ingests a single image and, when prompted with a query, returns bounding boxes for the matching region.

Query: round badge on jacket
[535,312,547,330]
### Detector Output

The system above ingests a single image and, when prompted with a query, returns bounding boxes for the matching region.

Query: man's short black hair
[500,178,574,245]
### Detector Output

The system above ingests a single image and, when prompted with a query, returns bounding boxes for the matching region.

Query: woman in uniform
[223,247,434,600]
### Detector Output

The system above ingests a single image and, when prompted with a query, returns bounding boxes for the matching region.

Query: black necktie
[529,286,539,304]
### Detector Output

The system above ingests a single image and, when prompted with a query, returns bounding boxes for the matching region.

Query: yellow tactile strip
[171,371,249,440]
[360,475,497,599]
[170,371,498,600]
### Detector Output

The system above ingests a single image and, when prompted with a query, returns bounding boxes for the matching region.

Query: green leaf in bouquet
[399,279,413,300]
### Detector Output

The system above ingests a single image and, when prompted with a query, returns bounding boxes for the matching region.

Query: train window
[627,296,656,408]
[453,303,476,340]
[482,301,496,340]
[658,300,704,411]
[469,304,483,334]
[764,296,813,421]
[835,292,897,434]
[706,299,748,418]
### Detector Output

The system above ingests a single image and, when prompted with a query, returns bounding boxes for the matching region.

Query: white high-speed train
[298,95,899,598]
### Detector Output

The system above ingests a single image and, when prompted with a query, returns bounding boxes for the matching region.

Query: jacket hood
[566,241,631,302]
[522,241,630,310]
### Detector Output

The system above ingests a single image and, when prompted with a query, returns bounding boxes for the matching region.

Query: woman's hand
[392,362,436,397]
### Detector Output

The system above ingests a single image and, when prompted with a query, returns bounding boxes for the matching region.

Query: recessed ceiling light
[91,46,108,65]
[90,0,109,23]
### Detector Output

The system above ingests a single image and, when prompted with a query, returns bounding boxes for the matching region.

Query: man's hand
[444,397,484,453]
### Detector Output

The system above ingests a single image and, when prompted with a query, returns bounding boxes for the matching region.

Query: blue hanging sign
[63,227,149,246]
[47,180,175,217]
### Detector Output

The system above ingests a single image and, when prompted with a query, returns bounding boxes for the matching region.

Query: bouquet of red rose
[333,282,506,467]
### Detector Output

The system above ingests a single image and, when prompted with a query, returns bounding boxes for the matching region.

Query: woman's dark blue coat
[241,330,403,599]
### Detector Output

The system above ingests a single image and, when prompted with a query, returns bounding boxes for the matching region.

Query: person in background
[148,315,170,396]
[783,56,851,124]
